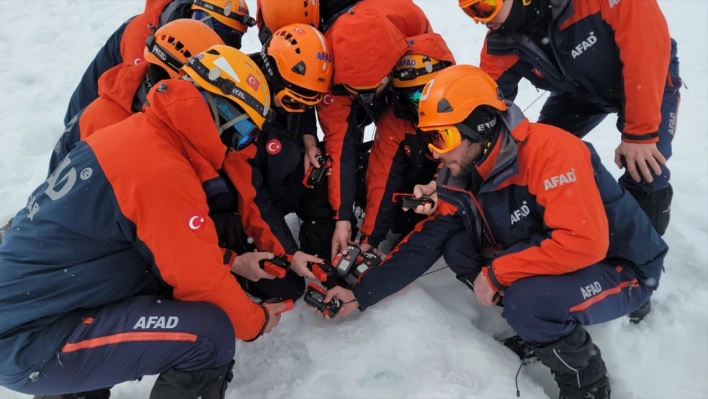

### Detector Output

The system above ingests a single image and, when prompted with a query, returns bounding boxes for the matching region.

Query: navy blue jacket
[352,104,668,309]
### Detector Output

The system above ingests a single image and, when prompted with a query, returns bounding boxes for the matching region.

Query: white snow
[1,1,707,398]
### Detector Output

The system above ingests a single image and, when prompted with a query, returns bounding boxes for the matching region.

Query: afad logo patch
[266,139,282,155]
[317,52,333,62]
[187,211,206,231]
[397,59,416,67]
[246,74,260,91]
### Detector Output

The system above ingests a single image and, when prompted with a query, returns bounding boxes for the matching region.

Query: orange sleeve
[316,94,358,221]
[361,111,409,246]
[484,130,609,287]
[221,146,296,257]
[600,0,671,143]
[130,166,266,341]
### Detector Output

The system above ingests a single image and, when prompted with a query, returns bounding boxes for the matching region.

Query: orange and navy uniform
[0,80,267,378]
[64,0,173,126]
[351,103,667,309]
[221,122,304,259]
[316,0,431,221]
[359,107,437,249]
[480,0,679,145]
[359,33,453,248]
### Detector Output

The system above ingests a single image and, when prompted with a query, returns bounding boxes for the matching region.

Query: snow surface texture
[0,1,706,398]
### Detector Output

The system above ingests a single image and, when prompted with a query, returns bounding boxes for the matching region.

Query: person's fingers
[324,286,341,303]
[625,157,642,183]
[647,156,663,177]
[297,267,318,280]
[413,185,423,198]
[347,238,359,246]
[653,148,667,165]
[614,150,623,169]
[303,254,324,264]
[258,269,277,280]
[637,159,654,183]
[253,251,275,260]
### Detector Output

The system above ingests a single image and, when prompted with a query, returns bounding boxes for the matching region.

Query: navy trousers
[501,262,653,345]
[16,295,235,396]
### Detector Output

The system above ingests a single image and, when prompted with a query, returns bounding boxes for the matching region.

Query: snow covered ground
[1,0,706,398]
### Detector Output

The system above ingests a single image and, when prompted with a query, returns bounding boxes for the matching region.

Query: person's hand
[262,302,286,333]
[315,286,360,319]
[291,251,324,280]
[358,243,380,257]
[473,272,500,306]
[331,220,358,262]
[614,141,666,183]
[230,250,276,282]
[303,135,321,174]
[404,180,438,215]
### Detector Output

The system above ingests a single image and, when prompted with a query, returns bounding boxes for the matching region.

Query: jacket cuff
[483,266,508,292]
[243,305,269,343]
[222,248,237,266]
[621,132,659,144]
[351,283,372,311]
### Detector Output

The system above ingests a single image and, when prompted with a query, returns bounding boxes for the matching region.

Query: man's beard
[450,144,483,177]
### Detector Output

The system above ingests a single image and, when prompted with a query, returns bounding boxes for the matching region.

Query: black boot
[534,325,610,399]
[628,298,652,324]
[150,360,234,399]
[626,184,673,236]
[33,388,111,399]
[500,335,537,363]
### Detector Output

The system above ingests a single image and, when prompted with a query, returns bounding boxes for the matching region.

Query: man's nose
[432,150,442,160]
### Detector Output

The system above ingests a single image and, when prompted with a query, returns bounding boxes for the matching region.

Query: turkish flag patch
[246,74,260,91]
[266,139,282,155]
[187,211,206,232]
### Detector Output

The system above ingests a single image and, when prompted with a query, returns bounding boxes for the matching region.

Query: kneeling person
[323,66,668,399]
[0,45,285,399]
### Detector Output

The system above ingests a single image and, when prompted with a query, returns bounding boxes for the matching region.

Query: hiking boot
[558,374,610,399]
[501,335,537,363]
[628,298,651,324]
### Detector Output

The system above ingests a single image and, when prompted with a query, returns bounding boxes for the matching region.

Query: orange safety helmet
[261,23,332,112]
[143,19,225,79]
[181,45,271,128]
[260,0,320,31]
[192,0,256,33]
[417,64,506,129]
[393,54,450,89]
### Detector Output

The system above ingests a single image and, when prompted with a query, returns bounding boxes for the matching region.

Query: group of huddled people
[0,0,681,398]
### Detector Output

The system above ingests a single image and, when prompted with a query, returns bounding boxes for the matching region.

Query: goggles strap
[202,90,222,132]
[221,112,250,131]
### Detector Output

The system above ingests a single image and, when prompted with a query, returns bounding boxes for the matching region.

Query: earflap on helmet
[459,105,501,143]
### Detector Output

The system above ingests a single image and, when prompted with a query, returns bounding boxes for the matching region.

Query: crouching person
[0,45,286,399]
[322,66,668,399]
